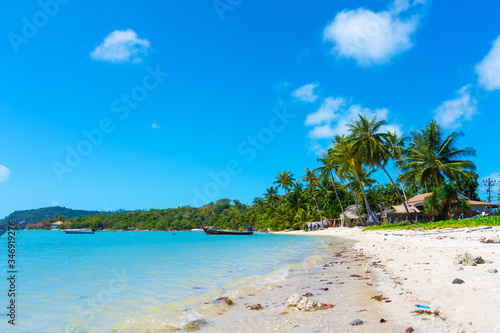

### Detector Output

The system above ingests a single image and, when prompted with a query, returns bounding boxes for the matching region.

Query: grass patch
[364,215,500,231]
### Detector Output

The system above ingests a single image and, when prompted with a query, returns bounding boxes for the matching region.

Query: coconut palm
[302,167,323,224]
[385,131,410,208]
[399,120,476,187]
[330,135,373,219]
[317,152,346,222]
[264,186,279,205]
[348,115,408,213]
[273,170,295,194]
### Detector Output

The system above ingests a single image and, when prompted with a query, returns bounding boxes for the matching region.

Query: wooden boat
[64,229,95,234]
[201,226,253,235]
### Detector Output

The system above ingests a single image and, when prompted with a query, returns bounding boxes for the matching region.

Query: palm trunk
[310,186,323,223]
[348,181,362,226]
[329,169,345,226]
[355,174,373,221]
[434,172,440,188]
[380,165,409,214]
[395,164,409,209]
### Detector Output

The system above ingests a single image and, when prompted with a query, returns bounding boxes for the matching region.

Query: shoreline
[197,226,500,332]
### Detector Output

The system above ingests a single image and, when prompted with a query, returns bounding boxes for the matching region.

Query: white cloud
[433,85,478,130]
[305,97,346,125]
[292,82,320,102]
[476,35,500,91]
[390,0,410,14]
[323,4,419,66]
[0,165,10,182]
[305,97,401,144]
[91,29,151,64]
[151,123,160,129]
[50,201,60,206]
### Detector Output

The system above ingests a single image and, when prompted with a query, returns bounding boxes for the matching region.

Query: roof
[468,200,499,207]
[340,205,360,219]
[51,221,63,225]
[391,204,420,213]
[407,192,470,206]
[35,222,44,226]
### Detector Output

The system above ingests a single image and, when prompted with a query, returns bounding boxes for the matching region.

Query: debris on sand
[406,327,414,333]
[285,294,334,312]
[371,295,389,302]
[183,319,208,331]
[454,252,486,266]
[249,304,263,310]
[452,278,465,284]
[213,297,234,305]
[412,309,440,317]
[349,319,363,326]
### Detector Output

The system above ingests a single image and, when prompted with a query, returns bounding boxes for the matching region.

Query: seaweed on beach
[371,295,389,301]
[412,309,440,317]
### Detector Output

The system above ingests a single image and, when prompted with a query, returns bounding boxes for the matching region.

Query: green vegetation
[26,199,259,231]
[10,117,484,232]
[364,215,500,230]
[1,206,104,227]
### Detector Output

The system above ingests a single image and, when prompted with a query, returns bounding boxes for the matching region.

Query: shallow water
[0,230,339,332]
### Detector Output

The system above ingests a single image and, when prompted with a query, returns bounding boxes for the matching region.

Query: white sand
[199,226,500,332]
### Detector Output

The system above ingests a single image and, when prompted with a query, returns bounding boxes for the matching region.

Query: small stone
[380,318,386,323]
[454,252,474,266]
[474,256,485,265]
[406,327,414,333]
[214,297,234,305]
[452,278,465,284]
[349,319,363,326]
[249,304,264,310]
[183,319,208,331]
[487,269,498,273]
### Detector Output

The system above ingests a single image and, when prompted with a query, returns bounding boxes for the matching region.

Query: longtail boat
[201,226,253,235]
[64,229,95,234]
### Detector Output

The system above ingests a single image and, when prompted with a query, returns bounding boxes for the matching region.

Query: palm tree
[385,131,410,209]
[264,186,279,205]
[317,152,346,222]
[330,135,368,221]
[400,120,476,188]
[273,170,295,194]
[348,115,408,213]
[302,167,323,224]
[329,135,361,220]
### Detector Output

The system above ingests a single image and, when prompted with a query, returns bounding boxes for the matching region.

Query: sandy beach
[199,226,500,332]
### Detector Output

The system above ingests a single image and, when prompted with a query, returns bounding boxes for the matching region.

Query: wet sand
[198,226,500,332]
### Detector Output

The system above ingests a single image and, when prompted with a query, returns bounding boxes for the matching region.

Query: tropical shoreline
[197,227,500,332]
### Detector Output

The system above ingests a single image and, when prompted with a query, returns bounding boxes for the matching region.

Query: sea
[0,230,339,332]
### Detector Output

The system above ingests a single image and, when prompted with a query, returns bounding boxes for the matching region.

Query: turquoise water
[0,230,337,332]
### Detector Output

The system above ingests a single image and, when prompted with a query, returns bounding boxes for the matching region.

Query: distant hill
[0,206,104,226]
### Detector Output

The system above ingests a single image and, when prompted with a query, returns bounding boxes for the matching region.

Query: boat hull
[201,226,253,235]
[64,230,95,234]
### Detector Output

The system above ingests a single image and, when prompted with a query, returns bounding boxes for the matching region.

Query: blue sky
[1,0,500,217]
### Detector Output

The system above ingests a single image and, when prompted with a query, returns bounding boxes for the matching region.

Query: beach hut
[406,193,499,213]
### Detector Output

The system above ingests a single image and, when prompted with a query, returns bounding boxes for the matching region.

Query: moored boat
[64,229,95,234]
[201,225,253,235]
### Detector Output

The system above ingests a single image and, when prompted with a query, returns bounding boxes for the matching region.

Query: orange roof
[51,221,64,225]
[467,200,499,207]
[407,193,432,205]
[407,192,471,206]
